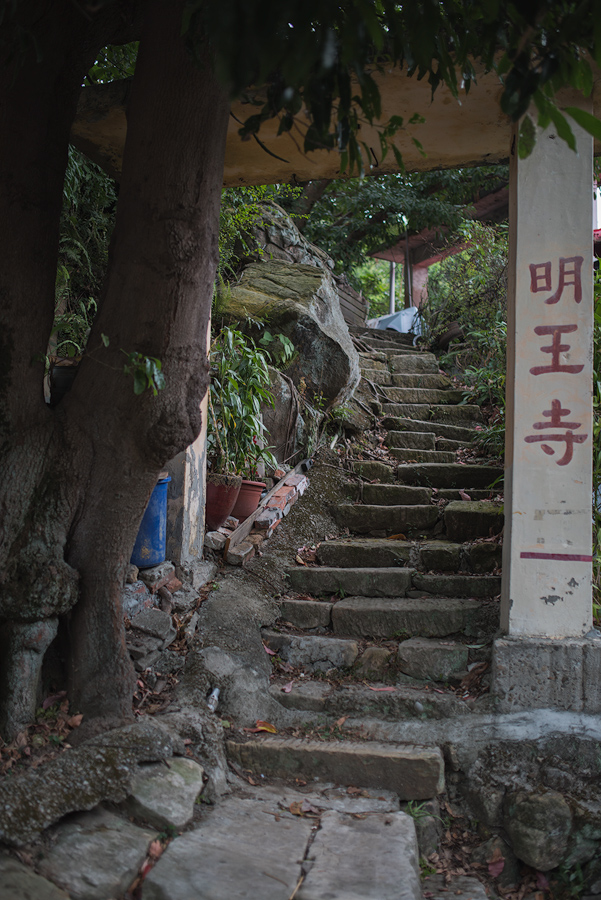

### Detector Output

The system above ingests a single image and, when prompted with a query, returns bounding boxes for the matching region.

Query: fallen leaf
[458,490,471,501]
[148,840,163,859]
[42,691,67,710]
[335,716,347,727]
[67,714,83,728]
[388,533,407,541]
[295,555,307,566]
[289,801,304,816]
[263,644,277,656]
[282,682,294,693]
[243,720,278,734]
[488,856,505,878]
[536,873,550,890]
[365,685,395,692]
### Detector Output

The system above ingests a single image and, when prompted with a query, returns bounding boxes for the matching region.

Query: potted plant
[206,326,278,527]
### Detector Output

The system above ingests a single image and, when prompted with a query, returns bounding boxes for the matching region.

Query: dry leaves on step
[458,490,471,501]
[487,847,505,877]
[243,720,278,734]
[388,533,407,541]
[281,682,294,693]
[289,799,321,818]
[364,684,395,692]
[263,644,277,656]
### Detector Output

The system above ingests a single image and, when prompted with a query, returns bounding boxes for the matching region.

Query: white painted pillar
[388,261,396,314]
[501,113,593,637]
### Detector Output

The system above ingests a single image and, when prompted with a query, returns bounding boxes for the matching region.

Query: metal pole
[388,261,396,314]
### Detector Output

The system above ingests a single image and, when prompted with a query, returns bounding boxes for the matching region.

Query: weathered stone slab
[383,387,464,405]
[444,500,504,542]
[298,810,421,900]
[280,598,332,628]
[388,355,438,374]
[391,449,457,464]
[144,797,314,900]
[227,737,444,798]
[334,504,439,535]
[504,790,572,871]
[397,464,501,489]
[381,417,476,441]
[317,539,412,569]
[390,373,450,389]
[286,566,415,597]
[262,629,358,671]
[270,680,332,711]
[332,597,499,639]
[492,636,601,713]
[138,561,176,592]
[437,437,471,452]
[360,367,392,385]
[0,855,70,900]
[350,460,397,483]
[411,573,501,598]
[382,403,483,423]
[466,541,503,573]
[130,607,176,644]
[355,646,392,677]
[320,683,471,721]
[0,721,177,846]
[386,431,436,450]
[418,541,461,572]
[37,808,156,900]
[362,484,432,506]
[397,638,468,681]
[121,757,204,830]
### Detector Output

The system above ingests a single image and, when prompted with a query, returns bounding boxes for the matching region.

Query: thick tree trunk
[0,0,230,737]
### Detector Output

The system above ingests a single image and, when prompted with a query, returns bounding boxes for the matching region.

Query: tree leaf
[564,106,601,141]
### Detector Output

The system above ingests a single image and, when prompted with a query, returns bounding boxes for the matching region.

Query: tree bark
[0,0,230,736]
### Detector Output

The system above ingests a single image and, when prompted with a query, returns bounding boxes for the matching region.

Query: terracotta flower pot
[205,474,242,530]
[231,479,266,522]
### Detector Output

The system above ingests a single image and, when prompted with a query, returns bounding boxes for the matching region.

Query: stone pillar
[501,114,593,638]
[411,266,429,308]
[493,110,600,713]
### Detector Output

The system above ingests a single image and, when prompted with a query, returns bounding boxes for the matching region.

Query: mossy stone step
[359,368,392,385]
[381,403,483,424]
[358,351,388,364]
[396,637,469,681]
[398,463,502,489]
[350,326,414,346]
[388,355,439,375]
[262,629,359,671]
[332,596,499,639]
[390,374,451,389]
[390,448,457,464]
[436,438,472,452]
[381,417,477,442]
[361,484,432,506]
[410,573,501,598]
[387,431,436,451]
[317,539,413,569]
[271,681,472,721]
[286,566,415,598]
[443,500,504,541]
[351,460,397,483]
[334,503,439,535]
[227,737,444,799]
[383,387,465,405]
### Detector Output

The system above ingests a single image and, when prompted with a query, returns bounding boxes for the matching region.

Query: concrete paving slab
[143,797,313,900]
[37,808,156,900]
[298,809,421,900]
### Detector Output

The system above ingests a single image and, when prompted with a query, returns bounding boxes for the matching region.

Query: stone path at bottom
[143,782,422,900]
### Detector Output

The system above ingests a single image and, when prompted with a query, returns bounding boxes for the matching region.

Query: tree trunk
[0,0,230,737]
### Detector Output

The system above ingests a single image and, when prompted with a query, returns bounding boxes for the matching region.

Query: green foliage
[85,43,138,84]
[122,352,166,397]
[207,327,278,478]
[350,258,392,319]
[51,297,97,362]
[258,331,296,368]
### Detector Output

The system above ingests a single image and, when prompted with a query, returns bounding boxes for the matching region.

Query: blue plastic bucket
[131,474,171,569]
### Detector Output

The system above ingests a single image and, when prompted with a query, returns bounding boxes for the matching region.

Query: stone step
[390,373,451,389]
[383,387,465,405]
[381,416,477,442]
[334,503,439,535]
[386,431,436,451]
[286,566,415,598]
[358,351,388,365]
[361,484,432,506]
[271,680,473,720]
[350,326,415,347]
[398,463,503,489]
[390,448,457,464]
[359,368,392,385]
[331,596,499,639]
[410,573,501,598]
[351,460,397,483]
[444,500,504,542]
[437,438,472,452]
[437,488,498,502]
[227,737,444,799]
[316,538,501,573]
[388,355,439,374]
[381,403,483,424]
[262,629,359,671]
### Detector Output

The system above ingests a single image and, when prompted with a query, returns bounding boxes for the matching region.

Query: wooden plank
[223,459,311,554]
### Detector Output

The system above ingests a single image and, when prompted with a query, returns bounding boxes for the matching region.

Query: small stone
[204,531,227,551]
[134,649,162,672]
[355,646,392,677]
[37,808,156,900]
[130,608,176,644]
[224,515,239,529]
[121,758,205,830]
[126,563,139,584]
[225,542,255,566]
[154,649,185,675]
[185,612,199,644]
[188,560,218,590]
[127,632,162,660]
[504,790,572,871]
[170,583,200,614]
[138,561,176,593]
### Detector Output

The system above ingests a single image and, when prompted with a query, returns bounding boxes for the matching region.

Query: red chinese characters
[524,400,587,466]
[529,256,583,304]
[529,324,584,376]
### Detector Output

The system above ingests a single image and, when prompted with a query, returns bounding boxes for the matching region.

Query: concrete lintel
[492,635,601,714]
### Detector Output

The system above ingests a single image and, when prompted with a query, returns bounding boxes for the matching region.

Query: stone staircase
[229,326,504,810]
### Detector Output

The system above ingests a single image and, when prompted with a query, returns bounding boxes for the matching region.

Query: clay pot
[205,474,242,530]
[231,479,266,522]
